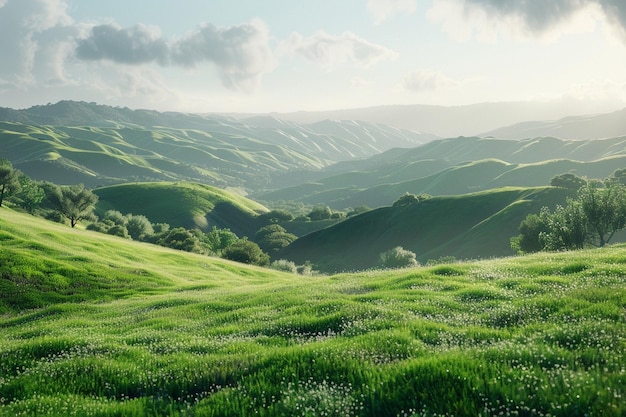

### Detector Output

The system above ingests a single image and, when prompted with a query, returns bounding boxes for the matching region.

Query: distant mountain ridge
[0,101,434,190]
[239,100,624,138]
[481,107,626,140]
[257,136,626,208]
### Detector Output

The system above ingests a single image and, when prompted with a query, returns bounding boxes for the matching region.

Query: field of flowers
[0,210,624,416]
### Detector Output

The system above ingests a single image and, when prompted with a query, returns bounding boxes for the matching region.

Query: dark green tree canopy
[512,180,626,253]
[392,193,430,207]
[308,206,332,221]
[550,173,587,190]
[0,160,21,208]
[222,238,270,266]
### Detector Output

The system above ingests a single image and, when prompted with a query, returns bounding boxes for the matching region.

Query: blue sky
[1,0,626,113]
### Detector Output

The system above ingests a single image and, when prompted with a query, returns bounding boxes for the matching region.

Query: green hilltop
[257,136,626,209]
[94,182,268,237]
[0,208,624,416]
[280,186,575,272]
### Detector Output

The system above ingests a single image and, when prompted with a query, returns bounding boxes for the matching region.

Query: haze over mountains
[2,99,626,269]
[244,100,626,138]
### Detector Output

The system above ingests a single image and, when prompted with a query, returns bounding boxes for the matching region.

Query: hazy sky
[1,0,626,113]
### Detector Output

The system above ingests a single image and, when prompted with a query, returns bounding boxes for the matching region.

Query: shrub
[222,239,270,266]
[270,259,298,273]
[379,246,419,269]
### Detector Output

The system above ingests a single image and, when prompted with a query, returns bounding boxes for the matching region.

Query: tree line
[511,171,626,253]
[0,159,313,272]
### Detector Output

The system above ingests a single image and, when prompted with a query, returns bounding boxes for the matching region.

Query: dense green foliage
[0,209,624,416]
[222,238,271,266]
[0,159,20,207]
[513,180,626,253]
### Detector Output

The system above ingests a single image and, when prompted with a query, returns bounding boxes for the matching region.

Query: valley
[1,101,625,416]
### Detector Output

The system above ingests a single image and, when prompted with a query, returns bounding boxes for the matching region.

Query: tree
[577,182,626,247]
[222,238,270,266]
[510,213,549,254]
[308,206,332,221]
[202,226,238,255]
[539,203,588,251]
[103,210,128,227]
[378,246,419,269]
[48,184,98,227]
[126,214,154,241]
[347,205,371,217]
[13,173,44,214]
[0,161,21,207]
[156,227,203,253]
[609,168,626,186]
[257,209,294,225]
[550,173,587,190]
[255,224,297,256]
[393,193,430,207]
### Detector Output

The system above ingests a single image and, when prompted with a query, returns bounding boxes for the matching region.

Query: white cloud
[75,19,275,92]
[76,24,169,65]
[170,20,275,92]
[367,0,417,24]
[0,0,74,87]
[428,0,618,42]
[403,70,459,92]
[279,31,398,70]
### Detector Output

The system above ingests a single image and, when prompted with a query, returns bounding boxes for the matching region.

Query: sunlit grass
[0,209,624,416]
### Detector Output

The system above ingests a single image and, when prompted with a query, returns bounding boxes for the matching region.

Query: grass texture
[0,209,624,416]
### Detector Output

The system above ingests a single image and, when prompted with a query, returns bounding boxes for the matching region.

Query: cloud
[76,24,169,65]
[170,20,275,92]
[75,20,274,92]
[367,0,417,24]
[0,0,74,86]
[280,31,398,69]
[429,0,626,42]
[403,70,459,92]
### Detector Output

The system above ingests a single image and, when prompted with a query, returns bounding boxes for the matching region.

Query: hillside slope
[258,136,626,208]
[0,207,623,416]
[0,102,433,191]
[280,187,575,272]
[94,182,268,237]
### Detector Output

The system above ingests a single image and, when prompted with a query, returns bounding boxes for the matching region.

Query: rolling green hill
[0,208,624,416]
[258,136,626,208]
[94,182,268,237]
[0,101,432,191]
[280,186,576,272]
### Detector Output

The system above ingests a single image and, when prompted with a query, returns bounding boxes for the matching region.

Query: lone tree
[0,160,21,207]
[48,184,99,227]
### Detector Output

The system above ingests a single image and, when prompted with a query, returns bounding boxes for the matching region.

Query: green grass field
[0,209,624,416]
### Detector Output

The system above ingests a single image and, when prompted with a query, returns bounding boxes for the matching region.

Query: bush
[270,259,298,273]
[126,214,154,241]
[379,246,419,269]
[222,239,270,266]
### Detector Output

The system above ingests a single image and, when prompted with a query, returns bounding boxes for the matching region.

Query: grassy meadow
[0,208,624,416]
